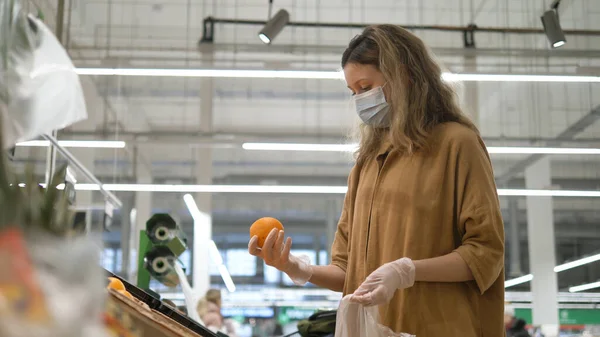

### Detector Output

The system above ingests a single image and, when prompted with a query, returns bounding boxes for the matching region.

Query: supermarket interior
[1,0,600,336]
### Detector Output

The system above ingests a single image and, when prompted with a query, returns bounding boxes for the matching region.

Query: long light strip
[498,189,600,197]
[71,183,600,197]
[505,253,600,288]
[242,142,356,152]
[16,140,126,149]
[218,265,237,293]
[569,281,600,293]
[487,147,600,155]
[208,240,224,265]
[75,68,343,79]
[553,253,600,272]
[183,193,236,292]
[242,142,600,155]
[75,68,600,83]
[505,274,534,288]
[441,73,600,83]
[79,183,349,194]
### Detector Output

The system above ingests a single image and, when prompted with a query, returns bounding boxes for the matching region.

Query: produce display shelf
[104,269,220,337]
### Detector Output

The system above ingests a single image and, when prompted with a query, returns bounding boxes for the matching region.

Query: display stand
[105,269,221,337]
[42,134,123,208]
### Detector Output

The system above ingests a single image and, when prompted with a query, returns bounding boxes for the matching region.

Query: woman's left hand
[348,257,416,306]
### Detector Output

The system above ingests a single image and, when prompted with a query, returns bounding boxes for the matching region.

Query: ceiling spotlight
[258,9,289,44]
[541,5,566,48]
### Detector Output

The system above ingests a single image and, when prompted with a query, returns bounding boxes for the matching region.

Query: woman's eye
[359,87,371,93]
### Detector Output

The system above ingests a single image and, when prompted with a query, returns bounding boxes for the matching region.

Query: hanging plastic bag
[173,262,203,325]
[0,0,87,149]
[334,295,414,337]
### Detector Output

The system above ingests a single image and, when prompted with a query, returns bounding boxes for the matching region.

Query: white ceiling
[18,0,600,201]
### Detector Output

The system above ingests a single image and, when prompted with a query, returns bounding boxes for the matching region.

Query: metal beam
[201,16,600,39]
[198,43,600,59]
[69,44,600,60]
[42,135,123,208]
[58,130,600,146]
[496,105,600,186]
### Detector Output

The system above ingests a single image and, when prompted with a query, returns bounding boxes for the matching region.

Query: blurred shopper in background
[505,304,531,337]
[205,288,238,337]
[196,298,223,332]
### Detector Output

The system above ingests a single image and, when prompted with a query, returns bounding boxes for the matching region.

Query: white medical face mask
[353,85,390,128]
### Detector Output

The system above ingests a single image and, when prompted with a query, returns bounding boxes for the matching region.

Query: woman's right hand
[248,228,292,271]
[248,228,313,285]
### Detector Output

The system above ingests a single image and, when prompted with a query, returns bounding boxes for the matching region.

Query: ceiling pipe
[199,16,600,46]
[58,130,600,146]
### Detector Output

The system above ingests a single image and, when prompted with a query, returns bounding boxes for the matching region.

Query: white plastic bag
[1,5,87,149]
[335,295,415,337]
[173,262,203,324]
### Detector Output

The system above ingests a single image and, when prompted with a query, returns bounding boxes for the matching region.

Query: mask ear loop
[380,82,389,103]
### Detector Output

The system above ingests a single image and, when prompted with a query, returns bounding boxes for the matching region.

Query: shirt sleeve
[452,130,505,294]
[330,165,359,272]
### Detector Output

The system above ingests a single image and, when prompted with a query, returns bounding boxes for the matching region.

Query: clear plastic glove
[349,258,415,306]
[248,228,313,285]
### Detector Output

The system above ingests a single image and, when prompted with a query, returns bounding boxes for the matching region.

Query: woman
[196,298,223,332]
[248,25,505,337]
[205,288,238,336]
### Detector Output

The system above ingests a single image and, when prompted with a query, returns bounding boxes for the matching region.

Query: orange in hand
[250,217,284,248]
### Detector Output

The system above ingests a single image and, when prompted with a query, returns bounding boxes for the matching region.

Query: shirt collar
[377,140,393,157]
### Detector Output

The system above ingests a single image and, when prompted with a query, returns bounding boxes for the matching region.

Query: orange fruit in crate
[117,289,133,299]
[107,277,125,291]
[250,217,284,248]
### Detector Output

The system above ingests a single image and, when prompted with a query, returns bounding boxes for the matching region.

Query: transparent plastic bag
[0,1,87,148]
[0,231,108,337]
[335,295,415,337]
[173,262,203,324]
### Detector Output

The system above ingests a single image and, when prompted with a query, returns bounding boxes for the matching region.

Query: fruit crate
[104,269,220,337]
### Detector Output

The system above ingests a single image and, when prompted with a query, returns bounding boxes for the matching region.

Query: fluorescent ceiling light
[65,184,600,197]
[505,253,600,289]
[497,189,600,197]
[208,240,223,265]
[78,183,349,194]
[21,183,600,197]
[183,193,201,219]
[441,73,600,83]
[218,265,237,293]
[569,281,600,293]
[16,140,126,149]
[242,142,600,155]
[505,274,534,288]
[183,194,235,292]
[553,253,600,272]
[75,68,343,80]
[242,142,356,152]
[75,68,600,83]
[487,147,600,155]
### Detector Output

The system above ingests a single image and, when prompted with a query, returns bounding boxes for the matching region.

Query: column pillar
[130,148,152,283]
[70,148,95,232]
[314,229,321,265]
[192,75,213,294]
[462,56,479,127]
[325,199,339,259]
[120,195,134,279]
[525,157,559,333]
[508,197,522,277]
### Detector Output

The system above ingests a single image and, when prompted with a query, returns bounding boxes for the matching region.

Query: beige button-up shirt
[331,122,505,337]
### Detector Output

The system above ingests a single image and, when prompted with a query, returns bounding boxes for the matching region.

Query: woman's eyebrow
[347,78,369,89]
